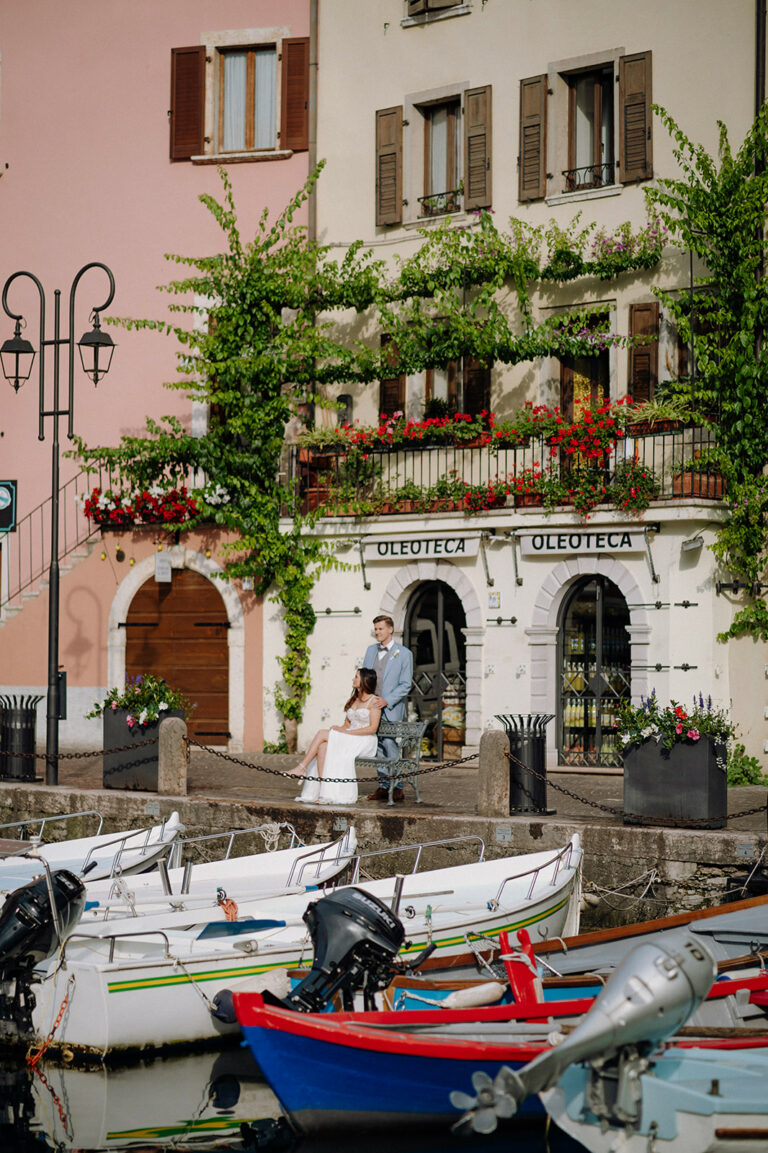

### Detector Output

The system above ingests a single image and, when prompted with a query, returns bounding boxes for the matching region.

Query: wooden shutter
[518,74,547,201]
[619,51,652,183]
[281,37,309,151]
[407,0,428,12]
[464,85,492,210]
[376,106,403,226]
[463,358,491,414]
[628,302,659,403]
[380,335,405,414]
[170,46,205,161]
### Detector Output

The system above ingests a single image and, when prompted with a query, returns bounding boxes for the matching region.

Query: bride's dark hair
[345,666,377,711]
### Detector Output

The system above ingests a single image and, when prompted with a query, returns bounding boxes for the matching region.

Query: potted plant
[88,674,194,791]
[512,465,545,507]
[625,395,696,435]
[611,459,660,516]
[672,451,726,499]
[616,690,735,827]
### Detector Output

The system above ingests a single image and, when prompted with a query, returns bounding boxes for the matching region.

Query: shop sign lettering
[519,530,644,556]
[364,534,481,560]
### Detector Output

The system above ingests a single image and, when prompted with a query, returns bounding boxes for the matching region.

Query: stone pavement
[24,744,768,835]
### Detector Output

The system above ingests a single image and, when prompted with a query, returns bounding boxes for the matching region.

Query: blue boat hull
[240,1022,544,1131]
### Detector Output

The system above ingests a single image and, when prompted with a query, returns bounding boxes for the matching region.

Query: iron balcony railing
[417,188,463,217]
[284,425,722,517]
[562,163,615,193]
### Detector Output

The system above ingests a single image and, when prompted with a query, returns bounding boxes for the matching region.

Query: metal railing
[0,809,104,841]
[1,466,113,608]
[417,187,463,217]
[284,425,722,517]
[562,163,615,192]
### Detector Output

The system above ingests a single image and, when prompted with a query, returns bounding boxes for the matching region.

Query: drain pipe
[308,0,318,244]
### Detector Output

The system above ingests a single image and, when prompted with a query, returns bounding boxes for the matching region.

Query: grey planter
[103,708,184,791]
[623,736,727,828]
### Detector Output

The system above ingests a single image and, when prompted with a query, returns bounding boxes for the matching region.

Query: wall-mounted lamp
[681,534,704,552]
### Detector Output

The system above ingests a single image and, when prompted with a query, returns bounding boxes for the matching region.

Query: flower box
[672,472,726,499]
[623,735,727,828]
[103,708,185,791]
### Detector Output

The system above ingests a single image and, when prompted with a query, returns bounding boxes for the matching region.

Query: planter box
[623,736,727,828]
[103,708,184,791]
[672,472,725,499]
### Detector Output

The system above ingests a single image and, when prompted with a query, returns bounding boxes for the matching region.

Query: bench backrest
[377,719,427,760]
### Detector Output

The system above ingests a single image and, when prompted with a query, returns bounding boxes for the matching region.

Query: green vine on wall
[70,168,662,736]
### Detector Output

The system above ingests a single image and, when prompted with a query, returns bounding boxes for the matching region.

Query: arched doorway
[125,569,230,742]
[558,575,630,767]
[404,581,467,760]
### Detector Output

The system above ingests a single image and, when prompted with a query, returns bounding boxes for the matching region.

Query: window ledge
[401,3,472,27]
[546,184,622,207]
[191,150,294,165]
[402,210,469,230]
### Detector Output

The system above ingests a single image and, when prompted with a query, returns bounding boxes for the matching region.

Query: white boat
[0,810,184,887]
[0,835,582,1060]
[81,824,359,918]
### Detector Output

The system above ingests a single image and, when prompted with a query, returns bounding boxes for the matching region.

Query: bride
[287,668,381,805]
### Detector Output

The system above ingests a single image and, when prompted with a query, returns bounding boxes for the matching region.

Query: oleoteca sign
[519,529,645,556]
[364,534,481,560]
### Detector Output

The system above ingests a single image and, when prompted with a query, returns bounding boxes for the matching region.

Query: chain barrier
[504,749,768,827]
[2,738,157,762]
[183,735,479,784]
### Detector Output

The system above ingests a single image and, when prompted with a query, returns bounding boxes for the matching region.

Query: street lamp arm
[67,262,116,437]
[2,270,47,438]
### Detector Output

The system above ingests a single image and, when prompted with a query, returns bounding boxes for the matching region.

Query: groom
[363,614,414,803]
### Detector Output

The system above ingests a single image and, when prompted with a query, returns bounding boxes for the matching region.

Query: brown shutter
[281,37,309,151]
[619,51,652,183]
[170,46,205,161]
[407,0,427,11]
[518,75,547,201]
[462,358,491,414]
[463,85,492,210]
[380,335,405,414]
[376,107,403,226]
[628,301,659,403]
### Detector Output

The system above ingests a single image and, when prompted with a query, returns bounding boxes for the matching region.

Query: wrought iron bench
[355,719,428,807]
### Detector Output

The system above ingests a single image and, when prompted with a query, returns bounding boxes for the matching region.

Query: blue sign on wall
[0,481,17,532]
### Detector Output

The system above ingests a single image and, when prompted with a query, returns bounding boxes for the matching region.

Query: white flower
[139,709,148,725]
[159,702,168,711]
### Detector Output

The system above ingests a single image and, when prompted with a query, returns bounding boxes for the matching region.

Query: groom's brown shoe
[392,788,405,802]
[367,786,388,801]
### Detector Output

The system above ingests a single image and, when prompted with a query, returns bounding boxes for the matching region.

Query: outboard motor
[283,887,408,1012]
[0,869,85,979]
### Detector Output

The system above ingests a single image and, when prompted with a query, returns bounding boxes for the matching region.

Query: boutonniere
[392,648,400,658]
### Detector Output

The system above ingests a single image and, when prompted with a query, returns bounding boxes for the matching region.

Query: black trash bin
[0,695,42,781]
[495,713,554,815]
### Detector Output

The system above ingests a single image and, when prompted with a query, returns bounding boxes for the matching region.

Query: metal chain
[184,735,479,784]
[504,749,768,825]
[4,738,157,761]
[26,973,75,1068]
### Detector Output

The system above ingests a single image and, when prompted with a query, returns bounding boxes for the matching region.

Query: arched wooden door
[125,569,230,742]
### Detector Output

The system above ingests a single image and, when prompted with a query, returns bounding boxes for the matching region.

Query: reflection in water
[2,1048,586,1152]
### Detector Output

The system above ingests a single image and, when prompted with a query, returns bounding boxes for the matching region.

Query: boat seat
[355,720,428,806]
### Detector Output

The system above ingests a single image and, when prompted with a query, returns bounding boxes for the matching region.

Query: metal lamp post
[1,264,116,785]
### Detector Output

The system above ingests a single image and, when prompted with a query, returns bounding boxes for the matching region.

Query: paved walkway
[28,746,768,835]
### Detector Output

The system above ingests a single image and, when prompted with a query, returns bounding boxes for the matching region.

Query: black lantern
[0,321,35,391]
[77,313,115,384]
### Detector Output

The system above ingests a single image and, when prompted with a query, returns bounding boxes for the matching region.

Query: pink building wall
[0,1,310,748]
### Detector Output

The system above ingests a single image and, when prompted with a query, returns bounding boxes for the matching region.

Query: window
[219,47,277,152]
[425,357,490,415]
[518,50,652,201]
[565,68,613,192]
[406,0,465,14]
[421,100,461,216]
[169,36,308,162]
[375,84,491,227]
[379,335,405,415]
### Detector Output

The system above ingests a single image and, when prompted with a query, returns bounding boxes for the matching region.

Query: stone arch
[378,560,484,747]
[527,555,651,758]
[107,546,246,750]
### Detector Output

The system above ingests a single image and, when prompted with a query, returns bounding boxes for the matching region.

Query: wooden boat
[0,811,184,887]
[0,836,583,1060]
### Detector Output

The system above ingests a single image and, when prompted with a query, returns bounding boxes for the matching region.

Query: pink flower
[675,722,683,734]
[111,702,118,710]
[126,714,136,729]
[687,728,700,741]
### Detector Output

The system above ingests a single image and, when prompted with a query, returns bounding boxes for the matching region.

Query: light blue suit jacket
[363,641,414,722]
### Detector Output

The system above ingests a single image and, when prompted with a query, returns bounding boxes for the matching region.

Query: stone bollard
[476,728,510,817]
[158,716,188,796]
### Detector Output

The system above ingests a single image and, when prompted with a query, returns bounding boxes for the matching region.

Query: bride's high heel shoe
[286,764,308,778]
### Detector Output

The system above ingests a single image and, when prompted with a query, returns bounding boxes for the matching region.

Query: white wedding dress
[298,707,378,806]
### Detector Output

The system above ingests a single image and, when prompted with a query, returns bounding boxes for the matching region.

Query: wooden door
[125,569,230,741]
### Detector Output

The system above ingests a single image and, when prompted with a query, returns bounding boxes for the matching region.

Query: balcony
[283,425,723,519]
[561,163,615,194]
